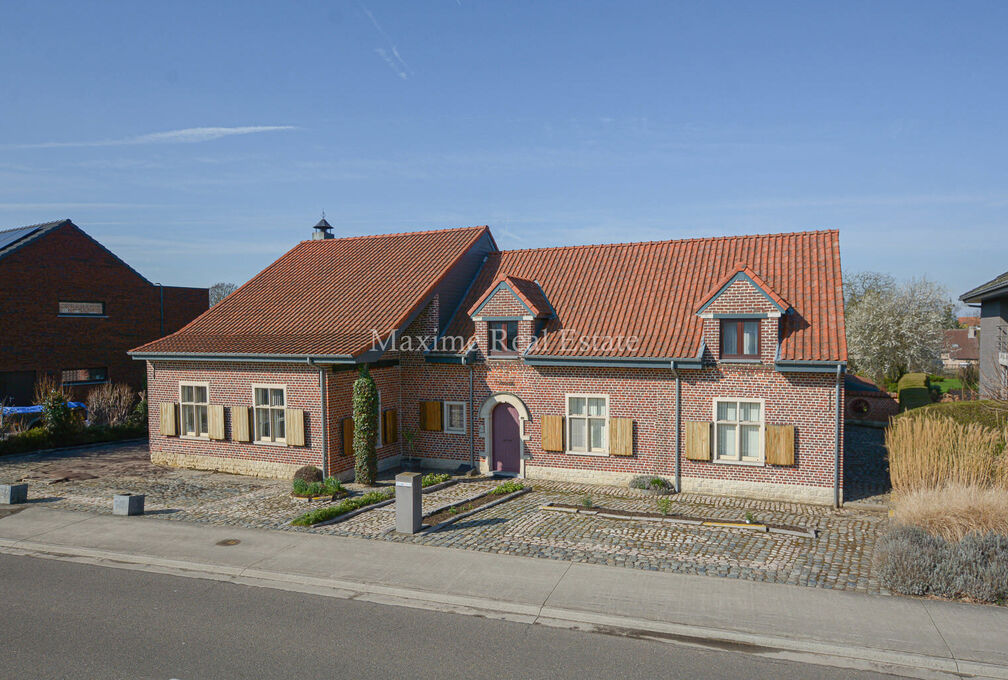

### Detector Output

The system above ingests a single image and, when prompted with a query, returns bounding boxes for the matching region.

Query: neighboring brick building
[0,219,208,404]
[133,222,848,505]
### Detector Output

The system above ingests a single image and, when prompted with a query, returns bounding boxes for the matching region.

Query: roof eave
[129,351,356,364]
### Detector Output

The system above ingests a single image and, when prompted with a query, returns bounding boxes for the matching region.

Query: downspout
[465,354,475,471]
[308,359,328,476]
[674,365,682,493]
[834,363,842,508]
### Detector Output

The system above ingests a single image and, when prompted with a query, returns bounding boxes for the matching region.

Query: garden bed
[419,482,532,533]
[541,502,816,538]
[291,489,394,527]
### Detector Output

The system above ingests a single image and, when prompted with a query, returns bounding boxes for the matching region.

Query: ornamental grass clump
[886,415,1007,493]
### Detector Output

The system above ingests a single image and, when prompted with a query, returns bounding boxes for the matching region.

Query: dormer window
[721,319,760,359]
[489,320,519,354]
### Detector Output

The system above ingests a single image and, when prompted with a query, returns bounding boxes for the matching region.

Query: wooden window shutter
[232,406,251,442]
[384,409,398,444]
[342,417,354,456]
[159,402,178,437]
[208,404,225,440]
[685,421,711,461]
[609,418,634,456]
[285,409,306,446]
[765,424,795,466]
[541,414,564,451]
[420,401,442,432]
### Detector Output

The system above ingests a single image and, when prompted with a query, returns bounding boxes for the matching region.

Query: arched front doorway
[492,403,521,475]
[478,392,531,476]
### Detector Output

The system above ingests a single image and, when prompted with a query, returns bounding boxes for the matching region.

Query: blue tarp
[1,402,86,416]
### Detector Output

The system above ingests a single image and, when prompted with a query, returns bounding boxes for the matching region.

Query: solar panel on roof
[0,226,39,251]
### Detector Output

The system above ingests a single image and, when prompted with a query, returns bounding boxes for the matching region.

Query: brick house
[132,222,848,505]
[0,219,208,404]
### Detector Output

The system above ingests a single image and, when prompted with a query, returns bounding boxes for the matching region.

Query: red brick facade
[0,221,207,403]
[147,280,844,503]
[140,228,845,504]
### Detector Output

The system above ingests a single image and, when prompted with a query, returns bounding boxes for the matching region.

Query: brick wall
[147,361,324,478]
[0,222,207,402]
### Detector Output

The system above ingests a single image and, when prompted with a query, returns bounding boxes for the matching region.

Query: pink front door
[492,403,521,474]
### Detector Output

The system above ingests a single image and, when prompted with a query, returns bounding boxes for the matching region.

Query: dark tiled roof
[445,230,846,361]
[132,226,490,358]
[961,270,1008,303]
[943,328,980,361]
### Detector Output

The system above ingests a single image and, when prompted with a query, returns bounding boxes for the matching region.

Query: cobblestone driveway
[1,441,888,594]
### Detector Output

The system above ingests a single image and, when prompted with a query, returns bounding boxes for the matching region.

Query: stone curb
[0,536,1003,680]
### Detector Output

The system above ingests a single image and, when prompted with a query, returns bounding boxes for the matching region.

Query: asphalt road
[0,553,898,680]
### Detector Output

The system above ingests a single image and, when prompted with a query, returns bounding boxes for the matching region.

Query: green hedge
[897,400,1008,431]
[0,424,146,457]
[897,373,933,411]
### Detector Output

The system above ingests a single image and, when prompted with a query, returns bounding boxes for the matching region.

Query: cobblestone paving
[1,441,889,594]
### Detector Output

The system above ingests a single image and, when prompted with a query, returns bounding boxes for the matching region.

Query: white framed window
[713,398,764,464]
[444,401,467,434]
[566,394,608,455]
[253,385,286,444]
[179,382,209,438]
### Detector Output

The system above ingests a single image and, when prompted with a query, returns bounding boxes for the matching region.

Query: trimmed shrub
[898,400,1008,432]
[877,525,1008,603]
[630,475,671,491]
[897,373,932,411]
[876,525,954,597]
[292,465,323,485]
[421,473,451,487]
[352,365,379,485]
[954,532,1008,603]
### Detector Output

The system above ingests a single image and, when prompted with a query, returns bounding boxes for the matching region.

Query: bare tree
[845,272,952,385]
[209,282,238,306]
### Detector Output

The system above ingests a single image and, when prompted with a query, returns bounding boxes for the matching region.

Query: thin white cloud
[358,2,412,79]
[8,126,297,150]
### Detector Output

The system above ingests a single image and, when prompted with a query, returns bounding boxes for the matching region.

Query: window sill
[718,358,763,364]
[58,314,108,319]
[253,440,287,447]
[444,428,467,435]
[564,450,609,457]
[487,354,520,361]
[711,458,764,467]
[180,435,210,441]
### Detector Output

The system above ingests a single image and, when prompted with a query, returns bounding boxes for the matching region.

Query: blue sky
[2,1,1006,303]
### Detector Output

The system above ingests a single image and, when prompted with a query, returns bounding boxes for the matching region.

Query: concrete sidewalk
[1,506,1006,679]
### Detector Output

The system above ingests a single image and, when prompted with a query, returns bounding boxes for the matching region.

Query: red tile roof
[467,275,553,318]
[132,226,490,358]
[445,230,846,362]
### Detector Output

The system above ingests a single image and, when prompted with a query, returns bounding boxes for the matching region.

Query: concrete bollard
[112,493,145,516]
[395,472,422,534]
[1,484,28,505]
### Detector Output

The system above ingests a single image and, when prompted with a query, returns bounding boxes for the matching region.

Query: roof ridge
[302,224,488,244]
[495,228,837,255]
[0,218,70,235]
